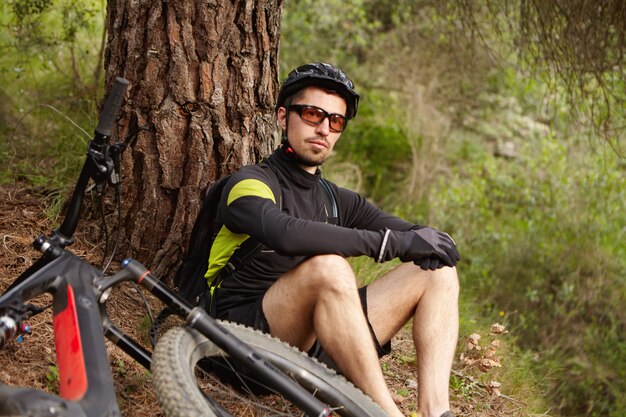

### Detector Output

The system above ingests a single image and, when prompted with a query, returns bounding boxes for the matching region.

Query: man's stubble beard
[291,136,332,167]
[297,147,331,167]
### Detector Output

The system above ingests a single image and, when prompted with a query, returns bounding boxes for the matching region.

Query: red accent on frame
[137,270,151,284]
[53,285,88,400]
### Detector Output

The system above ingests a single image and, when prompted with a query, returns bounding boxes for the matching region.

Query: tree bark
[104,0,283,278]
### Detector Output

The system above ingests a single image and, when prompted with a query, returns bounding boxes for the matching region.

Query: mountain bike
[0,78,387,417]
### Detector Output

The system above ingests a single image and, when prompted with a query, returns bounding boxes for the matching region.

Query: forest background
[0,1,625,416]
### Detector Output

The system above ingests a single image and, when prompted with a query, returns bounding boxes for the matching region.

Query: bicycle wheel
[151,321,388,417]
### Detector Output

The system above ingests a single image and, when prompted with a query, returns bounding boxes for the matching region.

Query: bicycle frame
[1,248,120,416]
[0,77,332,417]
[1,236,333,417]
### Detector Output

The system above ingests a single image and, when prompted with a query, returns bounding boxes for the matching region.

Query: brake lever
[107,143,127,188]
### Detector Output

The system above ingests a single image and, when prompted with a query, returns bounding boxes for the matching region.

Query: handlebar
[95,78,129,141]
[53,77,129,246]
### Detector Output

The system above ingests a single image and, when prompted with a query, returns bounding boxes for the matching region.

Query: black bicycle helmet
[276,63,359,119]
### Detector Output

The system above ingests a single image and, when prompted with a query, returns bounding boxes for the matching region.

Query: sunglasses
[289,104,348,133]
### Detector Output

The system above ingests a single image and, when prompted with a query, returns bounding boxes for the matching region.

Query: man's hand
[414,256,444,271]
[400,227,460,270]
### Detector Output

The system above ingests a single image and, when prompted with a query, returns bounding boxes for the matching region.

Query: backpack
[173,161,338,309]
[172,174,236,306]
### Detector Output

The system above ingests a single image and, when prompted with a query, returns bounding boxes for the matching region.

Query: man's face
[277,86,347,172]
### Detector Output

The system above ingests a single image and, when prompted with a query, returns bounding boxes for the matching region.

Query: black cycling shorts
[215,285,391,360]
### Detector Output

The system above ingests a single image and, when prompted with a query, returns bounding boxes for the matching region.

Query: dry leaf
[460,353,475,365]
[467,333,481,350]
[487,381,502,396]
[478,358,502,371]
[490,323,508,335]
[484,346,498,359]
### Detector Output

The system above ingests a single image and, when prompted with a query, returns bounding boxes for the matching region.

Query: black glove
[415,256,444,271]
[399,227,460,269]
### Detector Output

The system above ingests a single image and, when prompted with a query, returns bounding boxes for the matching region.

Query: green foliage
[46,365,59,393]
[5,0,103,56]
[280,0,377,76]
[138,315,153,346]
[330,92,413,206]
[432,129,626,415]
[115,359,127,377]
[0,0,105,191]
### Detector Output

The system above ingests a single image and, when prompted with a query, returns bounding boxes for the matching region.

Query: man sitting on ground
[206,62,460,417]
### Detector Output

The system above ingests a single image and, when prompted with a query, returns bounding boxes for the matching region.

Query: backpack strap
[218,164,281,275]
[319,178,339,225]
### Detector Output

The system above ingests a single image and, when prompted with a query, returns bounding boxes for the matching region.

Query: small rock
[405,379,418,389]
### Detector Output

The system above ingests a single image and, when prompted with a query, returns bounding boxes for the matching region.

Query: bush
[331,94,413,207]
[0,0,105,189]
[432,131,626,416]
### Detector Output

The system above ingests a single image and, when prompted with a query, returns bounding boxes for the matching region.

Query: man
[208,62,460,417]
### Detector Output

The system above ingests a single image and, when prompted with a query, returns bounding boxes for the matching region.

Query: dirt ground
[0,183,532,417]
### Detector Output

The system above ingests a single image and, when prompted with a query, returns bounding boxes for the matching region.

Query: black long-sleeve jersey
[210,147,419,312]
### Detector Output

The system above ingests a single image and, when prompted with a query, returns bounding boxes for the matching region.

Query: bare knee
[301,255,358,295]
[424,266,459,299]
[396,263,459,303]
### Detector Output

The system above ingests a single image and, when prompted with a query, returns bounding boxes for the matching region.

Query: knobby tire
[151,320,387,417]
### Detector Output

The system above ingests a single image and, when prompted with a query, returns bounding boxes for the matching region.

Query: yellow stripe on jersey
[204,226,249,284]
[227,179,275,205]
[205,178,276,285]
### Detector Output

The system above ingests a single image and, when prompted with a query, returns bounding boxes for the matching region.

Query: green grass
[0,0,104,196]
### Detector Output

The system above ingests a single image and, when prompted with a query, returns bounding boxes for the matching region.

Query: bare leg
[366,263,459,417]
[262,255,405,417]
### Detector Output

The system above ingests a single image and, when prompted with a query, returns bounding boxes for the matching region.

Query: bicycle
[0,78,387,417]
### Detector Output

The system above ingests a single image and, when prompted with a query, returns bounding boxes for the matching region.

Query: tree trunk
[104,0,283,278]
